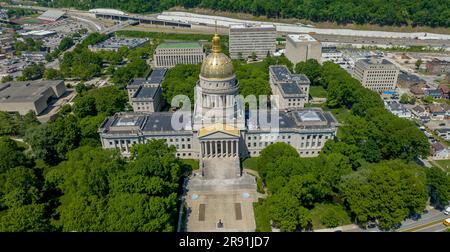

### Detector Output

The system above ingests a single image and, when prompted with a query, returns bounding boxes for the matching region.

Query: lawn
[310,203,352,230]
[309,86,327,98]
[326,107,351,123]
[434,159,450,172]
[242,157,259,171]
[180,159,199,172]
[253,200,271,232]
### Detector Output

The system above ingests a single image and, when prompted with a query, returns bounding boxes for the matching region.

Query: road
[397,209,448,232]
[158,11,450,40]
[342,208,449,232]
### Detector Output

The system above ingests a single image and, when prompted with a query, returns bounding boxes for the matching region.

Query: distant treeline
[36,0,449,27]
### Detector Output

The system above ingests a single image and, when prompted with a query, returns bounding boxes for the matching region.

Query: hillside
[37,0,450,28]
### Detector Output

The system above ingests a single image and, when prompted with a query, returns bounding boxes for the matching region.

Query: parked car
[444,206,450,215]
[367,221,377,228]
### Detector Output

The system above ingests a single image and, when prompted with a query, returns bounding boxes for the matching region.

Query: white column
[208,141,211,157]
[201,142,204,158]
[226,141,229,157]
[214,141,217,157]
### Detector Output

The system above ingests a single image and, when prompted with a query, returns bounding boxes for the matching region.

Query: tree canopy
[38,0,450,28]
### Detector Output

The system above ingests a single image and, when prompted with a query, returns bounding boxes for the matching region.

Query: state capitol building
[97,34,338,231]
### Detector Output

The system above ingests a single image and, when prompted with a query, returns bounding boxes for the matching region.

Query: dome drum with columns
[193,33,245,130]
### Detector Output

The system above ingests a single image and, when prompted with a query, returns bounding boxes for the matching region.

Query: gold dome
[200,34,234,79]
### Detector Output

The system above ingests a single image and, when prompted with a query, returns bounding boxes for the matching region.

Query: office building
[153,42,204,68]
[285,34,321,64]
[0,80,66,115]
[229,24,276,60]
[352,58,399,93]
[269,65,310,109]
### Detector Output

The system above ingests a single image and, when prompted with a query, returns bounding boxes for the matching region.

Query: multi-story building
[98,34,338,231]
[153,42,204,68]
[0,80,66,115]
[269,65,310,109]
[126,68,167,112]
[426,58,450,75]
[285,34,321,64]
[321,46,344,64]
[228,24,276,60]
[101,35,336,159]
[352,58,399,93]
[88,36,149,52]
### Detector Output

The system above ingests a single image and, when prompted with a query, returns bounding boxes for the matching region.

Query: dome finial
[212,20,221,53]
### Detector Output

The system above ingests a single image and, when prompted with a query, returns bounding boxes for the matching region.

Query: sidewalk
[314,224,359,232]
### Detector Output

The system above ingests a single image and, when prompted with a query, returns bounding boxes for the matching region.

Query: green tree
[18,63,45,81]
[311,203,351,228]
[339,160,428,230]
[266,191,312,231]
[295,59,322,86]
[415,59,422,69]
[426,167,450,207]
[78,114,106,146]
[58,37,74,51]
[0,203,52,232]
[1,75,13,83]
[73,96,97,118]
[46,146,123,231]
[1,166,41,208]
[0,137,29,174]
[43,68,64,80]
[106,193,177,232]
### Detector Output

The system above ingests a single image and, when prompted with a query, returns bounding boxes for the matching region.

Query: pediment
[198,131,240,139]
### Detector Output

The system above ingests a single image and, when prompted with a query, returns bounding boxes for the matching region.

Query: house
[438,84,450,99]
[427,104,446,120]
[435,128,450,141]
[409,83,428,97]
[426,58,450,75]
[432,144,450,160]
[424,89,442,99]
[431,142,445,155]
[397,71,426,88]
[411,105,428,118]
[384,100,411,118]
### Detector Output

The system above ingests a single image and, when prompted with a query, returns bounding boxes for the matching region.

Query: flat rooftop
[230,24,275,29]
[0,80,63,103]
[99,112,191,133]
[270,65,310,84]
[133,86,159,99]
[247,108,337,130]
[280,82,301,95]
[288,34,317,43]
[90,36,149,49]
[157,42,202,49]
[147,68,168,84]
[359,58,395,66]
[38,10,66,21]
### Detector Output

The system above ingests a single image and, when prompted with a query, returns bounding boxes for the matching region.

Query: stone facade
[98,34,338,232]
[153,42,205,68]
[285,34,321,64]
[269,65,310,110]
[0,80,66,115]
[352,58,399,93]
